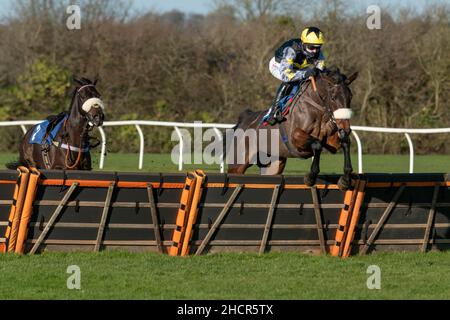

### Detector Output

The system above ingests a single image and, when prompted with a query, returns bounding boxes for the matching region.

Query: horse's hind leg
[305,140,322,187]
[20,135,38,168]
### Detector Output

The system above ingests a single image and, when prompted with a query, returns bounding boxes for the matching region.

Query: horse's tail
[236,109,255,128]
[5,160,23,170]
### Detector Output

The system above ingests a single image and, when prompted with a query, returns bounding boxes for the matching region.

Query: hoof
[304,173,317,187]
[338,176,351,191]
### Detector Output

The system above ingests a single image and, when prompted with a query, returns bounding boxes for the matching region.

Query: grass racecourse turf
[0,251,450,299]
[0,152,448,174]
[0,153,449,300]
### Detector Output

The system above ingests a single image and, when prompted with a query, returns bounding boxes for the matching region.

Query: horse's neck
[290,82,324,115]
[65,108,87,146]
[285,80,331,135]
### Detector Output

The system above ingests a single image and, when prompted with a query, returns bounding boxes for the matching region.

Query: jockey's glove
[304,67,319,79]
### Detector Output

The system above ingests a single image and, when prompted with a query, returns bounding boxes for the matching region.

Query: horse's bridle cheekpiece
[76,84,105,128]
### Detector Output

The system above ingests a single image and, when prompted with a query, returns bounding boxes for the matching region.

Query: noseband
[75,84,104,126]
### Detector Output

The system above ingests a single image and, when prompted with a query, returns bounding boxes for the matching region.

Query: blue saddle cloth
[29,115,68,145]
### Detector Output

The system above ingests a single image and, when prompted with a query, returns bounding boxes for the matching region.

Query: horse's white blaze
[82,98,104,113]
[333,108,353,119]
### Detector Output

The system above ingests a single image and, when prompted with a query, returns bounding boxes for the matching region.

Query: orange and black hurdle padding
[15,168,41,254]
[181,170,206,256]
[342,179,367,257]
[331,180,363,257]
[1,167,30,253]
[331,182,358,257]
[168,172,197,256]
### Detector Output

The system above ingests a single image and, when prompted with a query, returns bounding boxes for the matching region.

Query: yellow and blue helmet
[300,27,325,45]
[300,27,325,58]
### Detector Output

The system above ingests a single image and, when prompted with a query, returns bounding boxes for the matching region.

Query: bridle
[305,75,352,137]
[77,84,95,93]
[279,74,352,157]
[285,76,338,132]
[76,84,103,126]
[51,84,102,169]
[64,84,103,168]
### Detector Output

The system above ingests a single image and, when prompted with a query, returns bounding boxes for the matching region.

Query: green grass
[1,251,450,299]
[0,152,448,174]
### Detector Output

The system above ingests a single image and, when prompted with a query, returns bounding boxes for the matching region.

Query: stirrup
[274,109,284,121]
[267,109,283,125]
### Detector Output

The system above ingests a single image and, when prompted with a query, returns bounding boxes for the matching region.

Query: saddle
[29,112,68,146]
[44,112,68,140]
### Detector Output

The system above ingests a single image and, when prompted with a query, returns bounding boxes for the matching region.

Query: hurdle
[0,170,448,256]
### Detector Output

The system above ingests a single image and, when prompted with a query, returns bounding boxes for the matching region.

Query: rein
[62,119,89,169]
[279,75,345,157]
[41,93,95,169]
[307,76,338,126]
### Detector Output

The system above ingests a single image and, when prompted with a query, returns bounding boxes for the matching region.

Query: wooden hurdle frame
[0,170,448,256]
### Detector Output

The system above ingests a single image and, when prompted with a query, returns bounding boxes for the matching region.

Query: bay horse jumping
[227,68,358,190]
[7,78,105,170]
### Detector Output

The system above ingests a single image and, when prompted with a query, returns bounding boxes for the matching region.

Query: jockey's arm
[315,51,326,71]
[279,47,326,82]
[279,47,303,82]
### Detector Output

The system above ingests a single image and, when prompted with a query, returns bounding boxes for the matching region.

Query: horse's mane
[321,66,347,84]
[76,77,95,86]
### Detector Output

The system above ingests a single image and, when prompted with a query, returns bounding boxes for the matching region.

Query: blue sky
[133,0,211,14]
[0,0,211,16]
[0,0,448,17]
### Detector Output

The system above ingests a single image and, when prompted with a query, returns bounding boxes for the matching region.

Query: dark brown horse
[227,68,358,190]
[7,78,105,170]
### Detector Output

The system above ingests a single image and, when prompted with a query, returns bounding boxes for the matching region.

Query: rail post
[174,127,184,171]
[135,124,145,170]
[20,125,27,135]
[404,133,414,173]
[351,130,363,174]
[97,127,107,170]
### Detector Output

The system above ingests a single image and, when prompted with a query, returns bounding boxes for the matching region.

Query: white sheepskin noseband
[333,108,353,119]
[82,98,104,113]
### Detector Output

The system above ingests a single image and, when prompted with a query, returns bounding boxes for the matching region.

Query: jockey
[263,26,326,125]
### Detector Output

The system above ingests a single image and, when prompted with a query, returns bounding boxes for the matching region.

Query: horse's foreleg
[338,130,353,191]
[305,140,322,186]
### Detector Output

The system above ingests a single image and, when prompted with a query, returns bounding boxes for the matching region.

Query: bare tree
[212,0,297,20]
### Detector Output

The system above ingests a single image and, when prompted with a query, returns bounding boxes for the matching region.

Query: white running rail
[0,120,449,173]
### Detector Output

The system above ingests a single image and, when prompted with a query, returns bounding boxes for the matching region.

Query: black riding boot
[266,83,290,125]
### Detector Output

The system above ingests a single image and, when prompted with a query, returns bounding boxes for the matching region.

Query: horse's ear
[94,78,98,86]
[73,77,82,85]
[345,72,358,86]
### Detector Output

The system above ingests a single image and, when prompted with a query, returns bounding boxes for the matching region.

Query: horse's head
[72,77,105,128]
[318,68,358,134]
